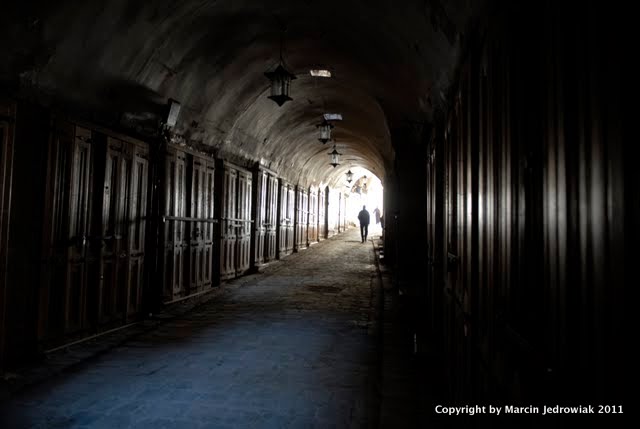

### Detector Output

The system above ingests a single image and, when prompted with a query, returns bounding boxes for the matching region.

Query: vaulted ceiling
[2,0,476,187]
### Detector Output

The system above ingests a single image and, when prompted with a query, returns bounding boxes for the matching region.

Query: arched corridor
[0,1,628,427]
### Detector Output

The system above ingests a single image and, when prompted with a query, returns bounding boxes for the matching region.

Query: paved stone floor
[1,227,383,429]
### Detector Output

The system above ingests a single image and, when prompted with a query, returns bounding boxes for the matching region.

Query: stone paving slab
[1,228,382,429]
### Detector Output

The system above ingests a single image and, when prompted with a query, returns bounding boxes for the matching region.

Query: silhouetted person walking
[373,207,381,224]
[358,205,370,243]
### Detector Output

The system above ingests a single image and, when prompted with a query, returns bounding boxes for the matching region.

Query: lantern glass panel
[271,76,290,97]
[320,125,331,141]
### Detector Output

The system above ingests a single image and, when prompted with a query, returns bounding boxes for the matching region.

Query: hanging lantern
[265,27,296,107]
[265,64,296,106]
[346,169,353,183]
[316,119,334,144]
[329,145,341,168]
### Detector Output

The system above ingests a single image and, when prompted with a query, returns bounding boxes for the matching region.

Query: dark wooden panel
[236,168,252,276]
[125,143,149,319]
[0,101,16,368]
[217,161,251,279]
[327,188,339,237]
[286,184,295,251]
[95,136,150,324]
[203,161,215,287]
[160,149,215,300]
[162,148,187,299]
[39,119,73,346]
[294,186,308,251]
[219,164,237,280]
[318,188,326,240]
[252,168,267,266]
[188,156,206,292]
[277,180,293,258]
[40,123,94,338]
[302,189,309,245]
[264,173,278,261]
[307,188,318,245]
[38,122,151,347]
[97,136,129,326]
[425,119,446,358]
[429,3,624,402]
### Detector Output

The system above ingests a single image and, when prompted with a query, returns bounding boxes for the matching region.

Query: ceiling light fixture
[346,169,353,183]
[323,113,342,121]
[317,119,334,144]
[264,27,296,106]
[329,144,341,168]
[310,69,331,77]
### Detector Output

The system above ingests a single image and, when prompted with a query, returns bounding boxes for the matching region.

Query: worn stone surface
[0,228,382,429]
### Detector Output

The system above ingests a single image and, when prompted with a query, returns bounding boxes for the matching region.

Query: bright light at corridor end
[346,174,383,227]
[310,69,332,77]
